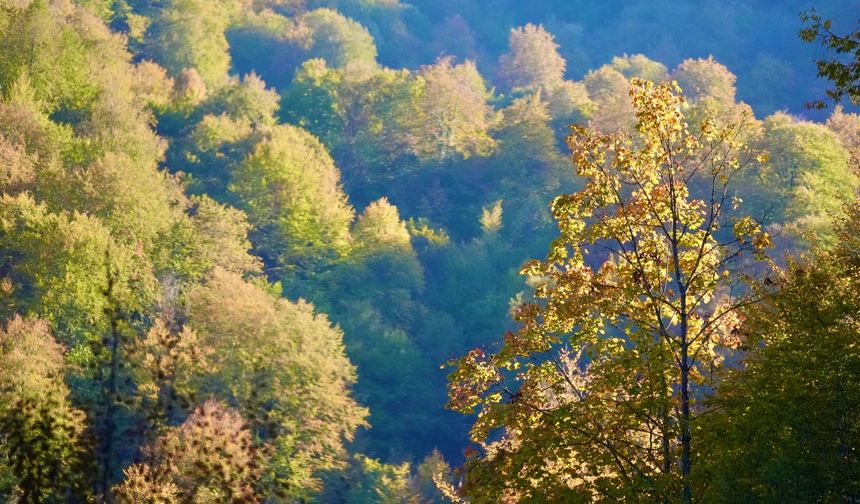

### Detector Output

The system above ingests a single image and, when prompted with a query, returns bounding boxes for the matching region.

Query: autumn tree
[114,400,259,503]
[448,79,770,503]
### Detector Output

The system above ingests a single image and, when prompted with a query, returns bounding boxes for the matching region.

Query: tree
[0,0,165,165]
[353,197,413,254]
[300,8,378,71]
[701,203,860,502]
[543,79,593,129]
[0,316,90,503]
[329,455,419,504]
[416,57,495,162]
[0,194,158,496]
[498,24,566,93]
[146,0,233,87]
[747,112,857,243]
[280,59,345,149]
[131,320,211,429]
[669,57,751,130]
[0,193,156,354]
[186,268,368,499]
[584,65,637,133]
[826,104,860,166]
[478,200,502,235]
[611,53,668,83]
[226,8,299,90]
[447,79,769,502]
[800,9,860,109]
[281,60,425,186]
[228,124,355,271]
[493,93,566,181]
[196,73,280,127]
[431,14,478,63]
[114,400,259,503]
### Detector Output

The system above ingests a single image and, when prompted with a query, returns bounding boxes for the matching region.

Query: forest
[0,0,858,502]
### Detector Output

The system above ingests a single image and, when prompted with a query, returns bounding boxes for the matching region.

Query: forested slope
[0,0,858,502]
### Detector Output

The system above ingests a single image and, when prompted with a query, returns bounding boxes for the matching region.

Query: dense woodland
[0,0,859,502]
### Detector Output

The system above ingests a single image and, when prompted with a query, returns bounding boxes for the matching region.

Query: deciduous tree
[448,79,769,503]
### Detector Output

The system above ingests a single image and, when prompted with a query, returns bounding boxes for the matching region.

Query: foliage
[415,57,496,162]
[583,66,636,133]
[1,1,859,501]
[354,197,413,253]
[186,268,368,498]
[115,400,259,503]
[228,124,355,270]
[800,9,860,109]
[447,79,769,502]
[611,54,668,83]
[146,0,233,87]
[0,316,90,503]
[498,24,566,92]
[478,200,502,235]
[748,111,857,243]
[300,8,378,70]
[700,206,860,502]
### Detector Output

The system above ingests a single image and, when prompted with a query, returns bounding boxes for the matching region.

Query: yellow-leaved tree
[447,79,771,503]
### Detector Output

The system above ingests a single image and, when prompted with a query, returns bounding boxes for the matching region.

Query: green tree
[447,80,769,503]
[0,194,157,496]
[146,0,233,87]
[186,269,368,499]
[281,60,425,186]
[416,57,495,162]
[826,104,860,166]
[353,197,413,254]
[498,24,566,93]
[800,9,860,109]
[611,53,668,83]
[493,93,566,182]
[0,0,165,165]
[228,124,355,270]
[544,79,593,129]
[584,65,637,133]
[300,8,378,71]
[670,57,737,107]
[669,57,753,130]
[330,455,419,504]
[0,193,155,354]
[748,112,857,243]
[280,59,345,148]
[0,316,90,503]
[701,203,860,502]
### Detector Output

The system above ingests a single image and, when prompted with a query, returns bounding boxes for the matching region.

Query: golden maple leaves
[447,78,771,501]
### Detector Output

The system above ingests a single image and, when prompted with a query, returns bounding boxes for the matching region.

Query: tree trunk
[680,340,692,504]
